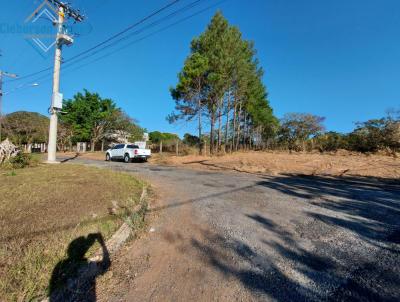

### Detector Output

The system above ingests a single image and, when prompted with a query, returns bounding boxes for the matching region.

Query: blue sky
[1,0,399,137]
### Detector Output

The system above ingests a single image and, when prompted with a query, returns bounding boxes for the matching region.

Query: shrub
[315,132,347,152]
[179,145,198,156]
[182,133,200,147]
[6,153,40,169]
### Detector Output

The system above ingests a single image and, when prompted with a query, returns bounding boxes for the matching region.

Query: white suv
[106,144,151,163]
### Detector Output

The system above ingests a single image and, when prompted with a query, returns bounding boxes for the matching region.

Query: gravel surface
[62,157,400,302]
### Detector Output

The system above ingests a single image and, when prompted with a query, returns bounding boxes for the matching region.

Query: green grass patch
[0,164,146,301]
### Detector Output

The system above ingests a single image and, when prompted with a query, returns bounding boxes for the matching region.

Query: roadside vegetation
[1,152,40,170]
[0,164,146,301]
[60,90,144,151]
[1,91,145,153]
[1,111,48,145]
[168,12,400,157]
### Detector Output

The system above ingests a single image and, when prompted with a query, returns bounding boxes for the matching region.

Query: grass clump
[1,153,41,170]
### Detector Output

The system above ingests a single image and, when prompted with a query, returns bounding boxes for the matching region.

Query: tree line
[169,12,399,156]
[1,90,144,151]
[277,111,400,154]
[179,110,400,155]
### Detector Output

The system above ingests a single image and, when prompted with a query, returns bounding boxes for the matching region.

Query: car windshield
[127,145,139,149]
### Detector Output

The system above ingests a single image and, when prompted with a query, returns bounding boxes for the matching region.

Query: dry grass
[0,164,144,301]
[55,151,106,161]
[56,150,400,179]
[150,150,400,179]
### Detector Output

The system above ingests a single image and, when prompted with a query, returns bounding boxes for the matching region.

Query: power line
[10,0,204,85]
[45,0,205,76]
[8,0,181,83]
[18,0,228,88]
[61,0,203,67]
[63,0,180,63]
[66,0,228,72]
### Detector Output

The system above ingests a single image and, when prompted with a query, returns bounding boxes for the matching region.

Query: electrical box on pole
[52,92,63,110]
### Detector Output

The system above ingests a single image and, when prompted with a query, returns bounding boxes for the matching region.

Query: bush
[179,145,199,156]
[5,153,40,169]
[314,132,347,152]
[182,133,200,147]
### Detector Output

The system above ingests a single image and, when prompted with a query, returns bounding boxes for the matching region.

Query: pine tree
[169,11,276,154]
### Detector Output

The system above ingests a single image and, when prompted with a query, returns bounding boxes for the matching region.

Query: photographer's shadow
[49,233,111,302]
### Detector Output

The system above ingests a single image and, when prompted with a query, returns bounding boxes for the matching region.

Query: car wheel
[124,154,131,163]
[106,153,111,161]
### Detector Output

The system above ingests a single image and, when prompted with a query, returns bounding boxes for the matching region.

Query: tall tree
[169,11,276,155]
[193,12,231,153]
[2,111,48,145]
[168,52,209,153]
[278,113,325,151]
[60,90,142,151]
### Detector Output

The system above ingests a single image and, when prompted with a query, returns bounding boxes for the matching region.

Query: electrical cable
[16,0,228,88]
[7,0,181,83]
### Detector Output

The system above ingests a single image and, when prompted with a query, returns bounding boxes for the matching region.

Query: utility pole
[0,71,18,142]
[46,0,84,163]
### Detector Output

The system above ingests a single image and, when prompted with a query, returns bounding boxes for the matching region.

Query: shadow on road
[187,174,400,301]
[258,174,400,245]
[59,152,81,163]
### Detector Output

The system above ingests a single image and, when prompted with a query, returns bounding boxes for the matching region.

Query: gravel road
[65,158,400,302]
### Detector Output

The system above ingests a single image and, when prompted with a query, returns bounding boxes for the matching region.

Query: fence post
[160,141,163,154]
[176,140,179,156]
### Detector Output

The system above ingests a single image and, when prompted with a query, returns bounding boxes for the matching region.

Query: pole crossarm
[47,0,85,22]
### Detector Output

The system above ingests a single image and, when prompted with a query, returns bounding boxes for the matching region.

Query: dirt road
[66,158,400,301]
